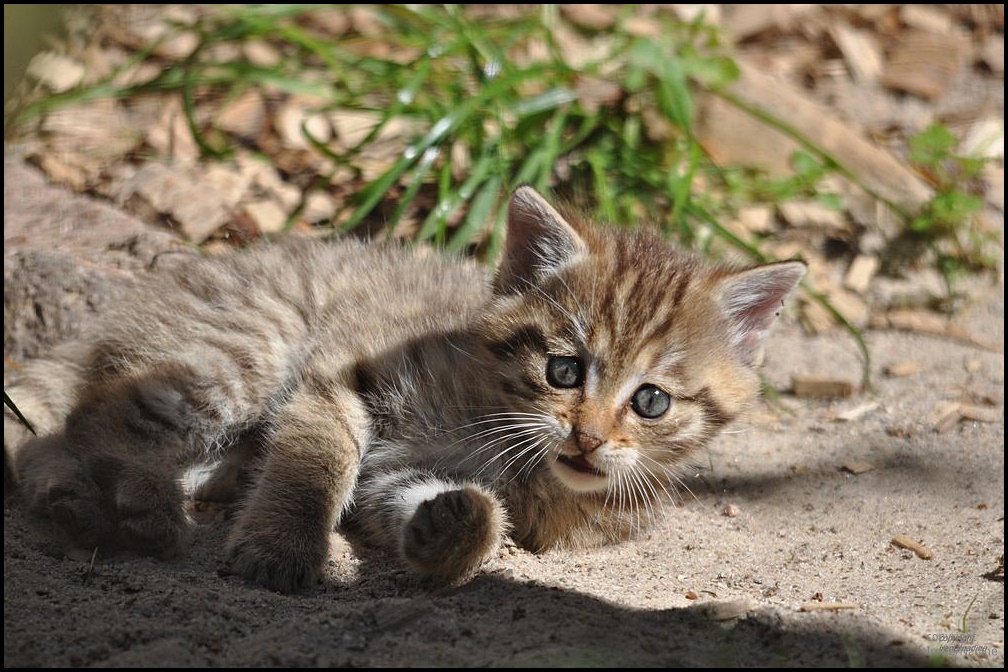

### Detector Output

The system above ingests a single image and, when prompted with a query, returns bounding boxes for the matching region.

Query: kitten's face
[479,187,805,507]
[482,234,746,499]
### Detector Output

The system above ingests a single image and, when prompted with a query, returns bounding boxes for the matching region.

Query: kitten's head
[479,186,805,503]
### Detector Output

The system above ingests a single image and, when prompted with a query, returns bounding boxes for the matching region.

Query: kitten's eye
[630,384,671,418]
[546,356,583,389]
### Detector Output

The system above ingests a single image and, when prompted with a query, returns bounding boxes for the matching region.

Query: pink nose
[575,430,604,454]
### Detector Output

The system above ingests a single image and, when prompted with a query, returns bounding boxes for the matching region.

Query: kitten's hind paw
[45,476,116,549]
[15,434,115,548]
[114,473,192,558]
[15,433,191,557]
[403,486,505,583]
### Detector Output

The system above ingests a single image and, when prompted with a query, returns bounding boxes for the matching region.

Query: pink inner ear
[495,186,587,293]
[722,262,806,366]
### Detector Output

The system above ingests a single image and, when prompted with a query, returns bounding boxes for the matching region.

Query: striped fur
[4,186,804,592]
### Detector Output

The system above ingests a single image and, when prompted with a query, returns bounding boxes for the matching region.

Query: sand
[3,150,1004,668]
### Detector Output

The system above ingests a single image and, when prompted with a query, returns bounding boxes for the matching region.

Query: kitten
[3,186,805,593]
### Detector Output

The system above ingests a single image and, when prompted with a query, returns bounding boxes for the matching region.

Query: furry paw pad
[403,487,502,582]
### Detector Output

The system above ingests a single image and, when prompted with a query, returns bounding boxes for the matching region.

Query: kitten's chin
[551,455,609,493]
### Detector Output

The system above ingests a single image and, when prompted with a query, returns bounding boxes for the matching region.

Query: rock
[3,148,192,362]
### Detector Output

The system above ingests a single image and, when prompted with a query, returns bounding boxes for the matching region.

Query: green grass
[8,5,764,257]
[2,4,869,382]
[10,5,997,389]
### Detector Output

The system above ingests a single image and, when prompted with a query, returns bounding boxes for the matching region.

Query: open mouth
[556,454,605,478]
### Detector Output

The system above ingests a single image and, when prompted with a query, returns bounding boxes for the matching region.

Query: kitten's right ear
[495,186,588,294]
[716,260,806,367]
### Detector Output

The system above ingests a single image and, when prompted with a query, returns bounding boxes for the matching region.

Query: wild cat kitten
[4,186,805,593]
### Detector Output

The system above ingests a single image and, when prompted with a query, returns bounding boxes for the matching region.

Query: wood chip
[723,5,815,42]
[241,200,288,235]
[930,401,964,433]
[622,15,662,39]
[799,602,859,612]
[791,375,857,399]
[25,51,86,92]
[242,39,282,68]
[667,5,723,25]
[959,117,1004,160]
[957,404,1002,423]
[302,191,336,224]
[146,98,200,164]
[696,61,933,211]
[882,30,969,100]
[552,23,609,70]
[28,153,90,193]
[891,535,934,560]
[304,7,351,37]
[735,205,776,235]
[829,24,884,85]
[835,401,880,422]
[843,255,880,294]
[870,310,1003,353]
[899,4,956,34]
[884,361,923,378]
[560,4,618,31]
[329,109,381,148]
[114,162,248,243]
[275,102,332,150]
[840,461,875,475]
[778,201,848,230]
[217,89,268,140]
[41,100,138,158]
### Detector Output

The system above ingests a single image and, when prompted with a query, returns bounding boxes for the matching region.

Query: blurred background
[4,4,70,103]
[3,5,1003,359]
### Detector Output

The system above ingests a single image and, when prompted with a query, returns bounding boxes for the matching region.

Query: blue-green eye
[630,385,670,418]
[546,356,583,388]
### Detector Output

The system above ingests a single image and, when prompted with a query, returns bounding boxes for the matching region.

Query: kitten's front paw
[224,521,328,593]
[403,487,504,582]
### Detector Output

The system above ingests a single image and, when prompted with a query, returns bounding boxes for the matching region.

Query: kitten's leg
[13,363,257,556]
[224,381,370,593]
[351,468,508,583]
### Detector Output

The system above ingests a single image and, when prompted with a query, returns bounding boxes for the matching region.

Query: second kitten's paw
[224,521,328,594]
[403,487,504,583]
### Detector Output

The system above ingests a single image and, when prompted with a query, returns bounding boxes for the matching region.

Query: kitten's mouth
[553,454,608,492]
[557,454,604,476]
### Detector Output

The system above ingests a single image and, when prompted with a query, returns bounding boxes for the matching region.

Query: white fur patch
[370,471,459,522]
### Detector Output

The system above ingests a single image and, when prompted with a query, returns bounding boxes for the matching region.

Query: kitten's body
[4,187,805,592]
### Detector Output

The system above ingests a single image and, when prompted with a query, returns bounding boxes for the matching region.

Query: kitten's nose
[574,429,604,454]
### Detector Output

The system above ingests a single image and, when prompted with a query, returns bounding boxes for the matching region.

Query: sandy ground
[3,151,1004,668]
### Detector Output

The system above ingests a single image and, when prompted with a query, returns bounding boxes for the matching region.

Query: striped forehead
[547,238,696,375]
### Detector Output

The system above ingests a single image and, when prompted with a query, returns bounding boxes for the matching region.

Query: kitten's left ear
[717,261,806,366]
[495,186,588,293]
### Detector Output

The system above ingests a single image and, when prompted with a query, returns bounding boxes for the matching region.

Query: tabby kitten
[4,186,805,593]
